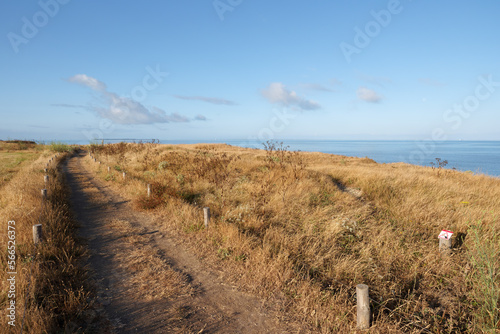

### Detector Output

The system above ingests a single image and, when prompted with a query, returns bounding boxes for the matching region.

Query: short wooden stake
[44,168,48,173]
[33,224,43,244]
[203,207,210,228]
[356,284,370,329]
[439,237,452,254]
[123,172,126,180]
[147,184,151,197]
[41,189,47,199]
[44,175,49,184]
[107,166,111,173]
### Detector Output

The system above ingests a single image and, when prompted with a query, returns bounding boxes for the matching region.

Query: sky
[1,0,500,143]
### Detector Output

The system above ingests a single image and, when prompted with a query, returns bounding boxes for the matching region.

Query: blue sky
[1,0,499,143]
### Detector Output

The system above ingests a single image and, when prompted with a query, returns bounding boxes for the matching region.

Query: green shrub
[48,141,72,152]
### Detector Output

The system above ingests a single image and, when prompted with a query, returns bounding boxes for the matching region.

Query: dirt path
[64,151,291,333]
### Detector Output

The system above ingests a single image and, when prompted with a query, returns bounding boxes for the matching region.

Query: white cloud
[68,74,189,125]
[174,95,236,105]
[68,74,107,91]
[357,87,382,103]
[195,115,207,121]
[262,82,320,110]
[51,103,86,109]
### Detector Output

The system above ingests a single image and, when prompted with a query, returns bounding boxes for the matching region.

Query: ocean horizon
[41,139,500,178]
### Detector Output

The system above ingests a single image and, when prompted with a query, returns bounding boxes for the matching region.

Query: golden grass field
[0,142,97,333]
[1,140,498,333]
[84,141,499,333]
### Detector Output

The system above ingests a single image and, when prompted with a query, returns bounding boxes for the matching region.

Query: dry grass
[0,145,101,333]
[87,141,500,333]
[0,142,40,187]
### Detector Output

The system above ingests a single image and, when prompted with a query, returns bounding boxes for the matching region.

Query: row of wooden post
[89,152,213,231]
[34,187,47,244]
[355,232,453,329]
[34,153,61,243]
[90,153,128,181]
[34,154,57,245]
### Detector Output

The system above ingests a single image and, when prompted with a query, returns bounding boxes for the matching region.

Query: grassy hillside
[0,143,98,333]
[0,141,40,186]
[87,141,499,333]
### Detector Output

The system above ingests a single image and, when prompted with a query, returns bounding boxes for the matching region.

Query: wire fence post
[147,184,151,197]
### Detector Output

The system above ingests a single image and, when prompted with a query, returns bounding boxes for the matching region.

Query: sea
[61,139,500,178]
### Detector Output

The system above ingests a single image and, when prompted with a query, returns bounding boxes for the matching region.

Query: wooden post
[356,284,370,329]
[439,237,452,254]
[33,224,43,244]
[44,175,49,184]
[123,172,126,180]
[203,207,210,228]
[107,166,111,173]
[44,168,48,173]
[41,189,47,199]
[147,184,151,197]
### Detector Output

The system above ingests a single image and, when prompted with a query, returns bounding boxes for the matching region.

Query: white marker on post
[438,229,453,253]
